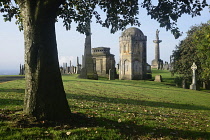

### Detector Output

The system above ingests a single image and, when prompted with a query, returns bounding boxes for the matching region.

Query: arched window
[124,45,126,53]
[123,60,129,75]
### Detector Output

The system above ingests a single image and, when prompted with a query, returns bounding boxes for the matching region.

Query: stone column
[153,40,162,60]
[151,29,162,69]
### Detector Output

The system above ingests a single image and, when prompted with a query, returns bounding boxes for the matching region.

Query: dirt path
[0,76,25,83]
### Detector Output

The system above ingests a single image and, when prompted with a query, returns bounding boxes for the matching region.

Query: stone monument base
[78,68,98,80]
[154,75,162,82]
[151,59,163,69]
[190,84,196,90]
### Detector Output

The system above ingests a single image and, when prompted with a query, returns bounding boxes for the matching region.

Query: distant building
[92,47,116,77]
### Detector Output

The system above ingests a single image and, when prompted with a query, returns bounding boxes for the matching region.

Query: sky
[0,4,209,75]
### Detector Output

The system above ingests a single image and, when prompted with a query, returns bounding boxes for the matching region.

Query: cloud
[59,56,75,66]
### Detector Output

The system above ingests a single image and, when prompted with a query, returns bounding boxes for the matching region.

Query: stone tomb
[92,47,116,77]
[119,27,147,80]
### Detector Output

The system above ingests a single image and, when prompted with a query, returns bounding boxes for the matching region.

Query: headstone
[190,62,197,90]
[69,60,72,73]
[19,64,25,75]
[19,64,22,75]
[154,75,162,82]
[63,63,67,74]
[70,66,74,74]
[109,69,115,80]
[182,79,186,89]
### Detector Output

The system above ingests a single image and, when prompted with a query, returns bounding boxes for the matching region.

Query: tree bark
[18,0,71,121]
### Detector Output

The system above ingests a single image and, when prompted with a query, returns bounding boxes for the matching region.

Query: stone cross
[190,62,197,90]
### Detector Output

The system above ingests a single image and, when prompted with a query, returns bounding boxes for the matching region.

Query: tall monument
[79,22,98,79]
[76,56,81,74]
[151,29,163,69]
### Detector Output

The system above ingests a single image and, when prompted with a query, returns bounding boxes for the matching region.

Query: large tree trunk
[18,0,71,121]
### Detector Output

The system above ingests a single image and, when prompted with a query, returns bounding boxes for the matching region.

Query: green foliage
[59,0,141,34]
[0,1,22,30]
[192,22,210,81]
[171,22,210,88]
[0,0,209,37]
[1,73,210,139]
[141,0,208,38]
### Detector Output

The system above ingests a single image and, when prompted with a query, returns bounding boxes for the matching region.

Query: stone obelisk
[151,29,163,69]
[76,56,81,74]
[79,22,98,79]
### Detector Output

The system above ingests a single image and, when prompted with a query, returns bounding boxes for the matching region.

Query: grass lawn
[0,70,210,139]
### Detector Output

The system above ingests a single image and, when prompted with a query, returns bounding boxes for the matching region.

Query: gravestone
[109,69,115,80]
[63,63,68,74]
[154,75,162,82]
[182,79,186,89]
[190,62,197,90]
[19,64,25,75]
[70,66,74,74]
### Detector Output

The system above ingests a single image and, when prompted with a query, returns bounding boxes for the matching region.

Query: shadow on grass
[0,98,23,107]
[69,113,210,139]
[67,93,210,110]
[63,79,167,89]
[1,110,209,139]
[0,88,25,93]
[0,76,25,83]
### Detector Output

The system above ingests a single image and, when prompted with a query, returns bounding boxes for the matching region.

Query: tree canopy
[0,0,209,38]
[171,21,210,88]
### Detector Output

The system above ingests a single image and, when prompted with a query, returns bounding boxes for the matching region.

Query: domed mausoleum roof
[121,27,144,37]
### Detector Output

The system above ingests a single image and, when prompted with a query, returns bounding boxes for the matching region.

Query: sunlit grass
[0,70,210,139]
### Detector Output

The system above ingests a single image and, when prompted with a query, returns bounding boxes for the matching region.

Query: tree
[192,22,210,88]
[0,0,208,121]
[171,22,210,89]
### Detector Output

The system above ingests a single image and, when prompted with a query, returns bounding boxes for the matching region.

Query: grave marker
[190,62,197,90]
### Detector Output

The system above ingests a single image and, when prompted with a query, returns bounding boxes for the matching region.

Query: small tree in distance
[0,0,208,121]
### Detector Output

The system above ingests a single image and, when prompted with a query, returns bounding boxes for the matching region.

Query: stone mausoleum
[92,47,116,77]
[119,27,147,80]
